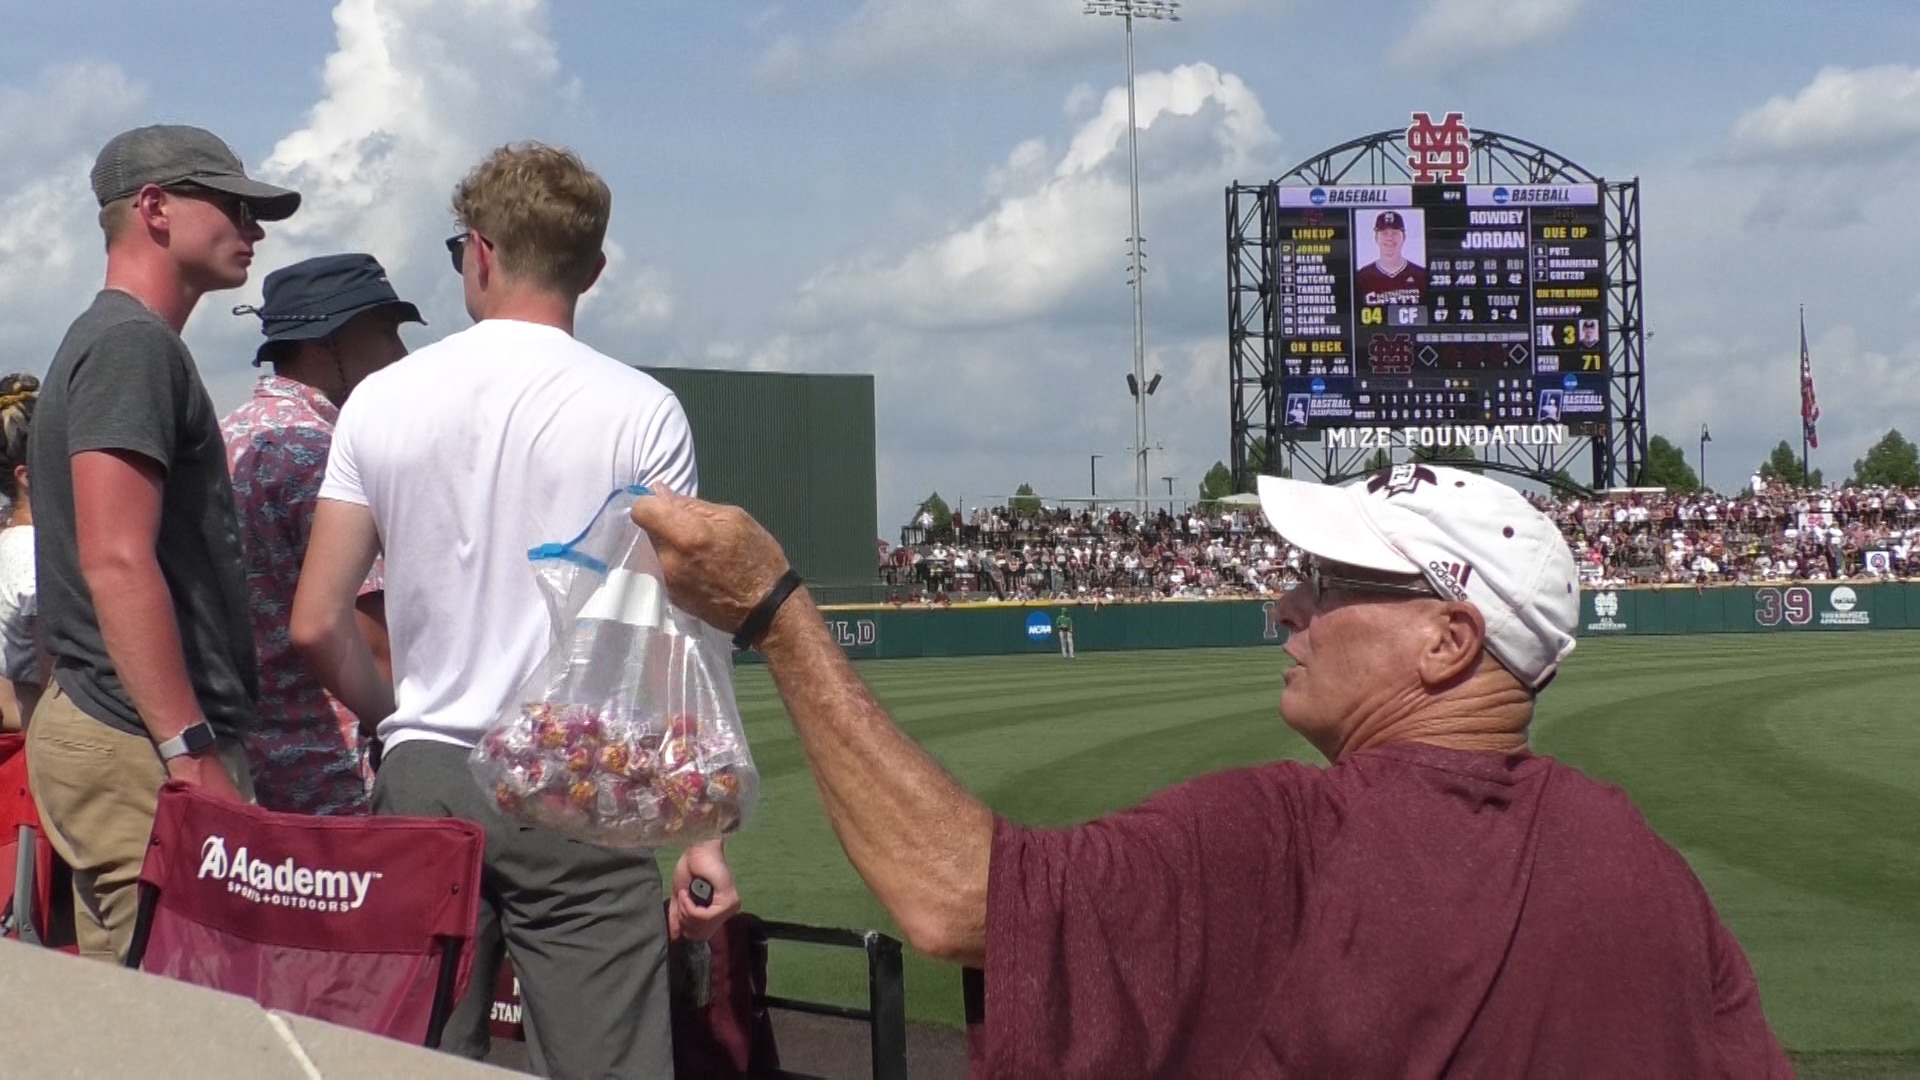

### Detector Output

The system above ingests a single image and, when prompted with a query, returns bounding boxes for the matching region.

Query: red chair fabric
[0,733,63,945]
[670,914,781,1078]
[130,780,485,1046]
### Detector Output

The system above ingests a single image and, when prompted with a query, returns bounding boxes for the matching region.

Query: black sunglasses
[445,230,494,274]
[165,184,257,230]
[1302,557,1437,604]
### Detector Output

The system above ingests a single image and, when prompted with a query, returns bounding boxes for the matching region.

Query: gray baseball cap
[90,125,301,221]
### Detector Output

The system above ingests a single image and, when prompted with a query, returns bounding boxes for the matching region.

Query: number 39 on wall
[1754,587,1813,627]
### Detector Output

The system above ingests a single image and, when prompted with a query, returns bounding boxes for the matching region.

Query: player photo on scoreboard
[1353,208,1428,307]
[1285,393,1311,427]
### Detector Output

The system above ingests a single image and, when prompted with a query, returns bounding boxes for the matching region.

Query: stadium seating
[883,483,1920,601]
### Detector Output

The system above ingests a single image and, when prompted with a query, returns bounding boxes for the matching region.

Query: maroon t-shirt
[977,743,1790,1078]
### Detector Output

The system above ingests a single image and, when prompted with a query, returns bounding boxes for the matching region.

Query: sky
[1,0,1917,530]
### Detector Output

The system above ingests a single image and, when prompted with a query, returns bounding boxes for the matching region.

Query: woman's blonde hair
[0,373,39,502]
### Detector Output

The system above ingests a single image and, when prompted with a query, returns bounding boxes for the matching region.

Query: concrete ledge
[0,938,512,1078]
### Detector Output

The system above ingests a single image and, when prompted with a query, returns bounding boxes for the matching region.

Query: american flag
[1799,309,1820,450]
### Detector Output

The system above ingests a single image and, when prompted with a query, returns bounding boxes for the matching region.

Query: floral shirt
[222,376,381,815]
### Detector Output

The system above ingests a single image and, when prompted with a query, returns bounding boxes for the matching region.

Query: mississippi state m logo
[1407,111,1471,183]
[1368,464,1438,498]
[1367,333,1414,375]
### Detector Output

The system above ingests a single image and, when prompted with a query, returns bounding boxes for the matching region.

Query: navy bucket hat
[235,253,424,365]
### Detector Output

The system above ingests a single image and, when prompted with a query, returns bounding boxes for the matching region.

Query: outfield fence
[766,583,1920,661]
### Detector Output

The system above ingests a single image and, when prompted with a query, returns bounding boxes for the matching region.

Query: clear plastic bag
[470,485,758,848]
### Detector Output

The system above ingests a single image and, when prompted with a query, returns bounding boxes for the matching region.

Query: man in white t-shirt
[291,143,737,1076]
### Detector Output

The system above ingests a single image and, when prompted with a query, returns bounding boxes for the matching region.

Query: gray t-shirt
[31,290,257,740]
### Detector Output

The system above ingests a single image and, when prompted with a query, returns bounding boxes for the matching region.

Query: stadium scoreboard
[1275,183,1609,437]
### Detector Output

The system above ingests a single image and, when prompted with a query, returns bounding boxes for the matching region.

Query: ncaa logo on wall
[1309,187,1328,206]
[1492,186,1511,205]
[1818,585,1871,626]
[1025,612,1054,640]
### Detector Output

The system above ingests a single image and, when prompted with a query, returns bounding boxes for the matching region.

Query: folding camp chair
[0,734,69,949]
[125,780,485,1048]
[488,915,908,1079]
[755,919,907,1080]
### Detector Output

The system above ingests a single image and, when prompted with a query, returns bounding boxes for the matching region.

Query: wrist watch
[157,721,217,762]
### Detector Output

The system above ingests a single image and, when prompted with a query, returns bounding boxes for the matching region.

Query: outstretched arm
[631,491,991,965]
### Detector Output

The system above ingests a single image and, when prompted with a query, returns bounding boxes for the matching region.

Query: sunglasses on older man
[1300,556,1438,604]
[444,230,495,274]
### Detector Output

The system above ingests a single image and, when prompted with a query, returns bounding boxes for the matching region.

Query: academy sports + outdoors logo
[197,835,383,913]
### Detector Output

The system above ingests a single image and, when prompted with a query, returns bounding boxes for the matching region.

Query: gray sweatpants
[374,741,672,1078]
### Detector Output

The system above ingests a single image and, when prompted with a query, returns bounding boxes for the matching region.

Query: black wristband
[733,568,804,651]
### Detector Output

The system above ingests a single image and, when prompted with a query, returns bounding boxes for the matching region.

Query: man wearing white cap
[626,464,1792,1078]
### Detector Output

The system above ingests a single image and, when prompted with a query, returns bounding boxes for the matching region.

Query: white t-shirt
[0,526,37,683]
[319,319,697,751]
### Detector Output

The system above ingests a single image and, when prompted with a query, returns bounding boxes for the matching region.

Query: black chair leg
[866,934,907,1080]
[423,937,463,1049]
[123,883,158,969]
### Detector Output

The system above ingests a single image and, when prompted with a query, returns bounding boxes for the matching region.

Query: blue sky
[2,0,1917,529]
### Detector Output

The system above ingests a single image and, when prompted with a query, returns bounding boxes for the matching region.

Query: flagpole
[1800,306,1809,487]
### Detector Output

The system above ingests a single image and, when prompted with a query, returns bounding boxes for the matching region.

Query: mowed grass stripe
[721,636,1918,1062]
[1534,632,1920,1055]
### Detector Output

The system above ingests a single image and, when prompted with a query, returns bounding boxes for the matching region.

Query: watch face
[185,724,217,752]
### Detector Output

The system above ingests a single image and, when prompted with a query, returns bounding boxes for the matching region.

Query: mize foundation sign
[1326,425,1569,449]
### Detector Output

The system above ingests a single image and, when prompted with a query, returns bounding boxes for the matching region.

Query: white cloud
[1730,65,1920,160]
[1651,324,1920,489]
[756,0,1261,83]
[0,62,146,369]
[578,239,675,334]
[1390,0,1588,68]
[172,0,675,405]
[0,62,145,182]
[792,63,1275,331]
[721,64,1281,527]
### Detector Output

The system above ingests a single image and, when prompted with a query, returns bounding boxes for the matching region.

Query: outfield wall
[774,583,1920,661]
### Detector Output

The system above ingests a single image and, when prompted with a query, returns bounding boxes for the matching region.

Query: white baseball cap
[1257,464,1579,690]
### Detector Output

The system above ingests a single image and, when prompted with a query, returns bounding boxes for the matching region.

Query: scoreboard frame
[1272,181,1609,437]
[1227,125,1646,493]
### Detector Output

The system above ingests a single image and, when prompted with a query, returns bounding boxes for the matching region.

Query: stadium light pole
[1699,424,1711,493]
[1090,453,1103,498]
[1086,0,1178,518]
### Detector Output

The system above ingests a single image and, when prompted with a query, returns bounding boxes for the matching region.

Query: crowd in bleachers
[879,478,1920,603]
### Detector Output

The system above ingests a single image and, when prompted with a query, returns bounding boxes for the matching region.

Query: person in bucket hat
[221,254,420,816]
[26,124,298,962]
[621,466,1791,1078]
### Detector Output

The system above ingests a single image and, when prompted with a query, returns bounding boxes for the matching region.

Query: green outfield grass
[717,632,1920,1074]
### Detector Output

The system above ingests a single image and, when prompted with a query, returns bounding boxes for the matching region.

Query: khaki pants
[26,682,253,962]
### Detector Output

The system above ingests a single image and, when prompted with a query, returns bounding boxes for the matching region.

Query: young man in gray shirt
[27,125,299,962]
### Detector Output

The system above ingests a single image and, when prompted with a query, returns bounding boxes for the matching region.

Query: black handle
[690,876,714,908]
